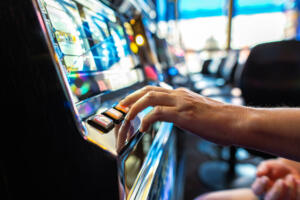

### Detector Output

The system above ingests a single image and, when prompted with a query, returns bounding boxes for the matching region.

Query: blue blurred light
[178,0,226,19]
[158,73,164,81]
[157,0,286,21]
[297,16,300,41]
[168,67,178,76]
[233,0,285,16]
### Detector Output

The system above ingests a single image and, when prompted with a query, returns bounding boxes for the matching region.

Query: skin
[119,86,300,162]
[252,158,300,200]
[192,158,300,200]
[194,188,258,200]
[119,86,300,200]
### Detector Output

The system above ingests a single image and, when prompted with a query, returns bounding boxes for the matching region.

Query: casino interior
[1,0,300,199]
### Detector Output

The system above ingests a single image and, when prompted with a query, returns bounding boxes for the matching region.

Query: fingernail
[284,175,294,199]
[119,119,129,133]
[261,176,269,184]
[257,165,268,176]
[124,115,130,122]
[286,174,294,183]
[252,181,261,194]
[139,126,144,132]
[139,122,145,132]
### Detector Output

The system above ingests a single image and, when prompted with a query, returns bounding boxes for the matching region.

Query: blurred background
[3,0,300,199]
[152,0,300,199]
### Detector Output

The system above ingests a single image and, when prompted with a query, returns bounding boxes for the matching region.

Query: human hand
[119,86,245,145]
[252,159,300,200]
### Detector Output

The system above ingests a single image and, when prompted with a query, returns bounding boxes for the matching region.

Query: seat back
[207,57,222,75]
[220,50,239,83]
[215,57,227,77]
[201,59,213,75]
[240,40,300,106]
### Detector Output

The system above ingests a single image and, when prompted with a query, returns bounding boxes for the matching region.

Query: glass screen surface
[38,0,142,102]
[43,0,98,72]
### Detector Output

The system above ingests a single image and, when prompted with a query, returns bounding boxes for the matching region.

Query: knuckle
[153,106,163,117]
[178,99,194,110]
[169,94,177,102]
[146,91,156,99]
[175,87,188,93]
[144,85,154,92]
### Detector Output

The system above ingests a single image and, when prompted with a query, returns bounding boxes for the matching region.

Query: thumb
[252,176,270,196]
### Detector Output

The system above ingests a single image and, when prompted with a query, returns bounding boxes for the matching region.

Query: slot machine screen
[38,0,143,102]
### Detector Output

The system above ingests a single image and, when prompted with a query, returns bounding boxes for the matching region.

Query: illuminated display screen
[44,0,97,72]
[38,0,142,102]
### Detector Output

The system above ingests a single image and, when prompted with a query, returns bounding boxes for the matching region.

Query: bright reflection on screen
[41,0,135,73]
[44,0,97,72]
[38,0,141,102]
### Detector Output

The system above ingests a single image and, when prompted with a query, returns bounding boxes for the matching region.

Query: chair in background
[201,58,213,75]
[199,50,241,99]
[192,51,236,93]
[198,39,300,191]
[197,50,255,191]
[239,39,300,158]
[240,39,300,107]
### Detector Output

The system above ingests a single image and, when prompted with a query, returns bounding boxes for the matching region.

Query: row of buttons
[88,104,129,133]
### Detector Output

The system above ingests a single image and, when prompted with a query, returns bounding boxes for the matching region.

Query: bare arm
[241,108,300,161]
[120,86,300,161]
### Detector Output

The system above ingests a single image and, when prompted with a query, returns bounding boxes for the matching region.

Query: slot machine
[113,0,166,83]
[2,0,183,199]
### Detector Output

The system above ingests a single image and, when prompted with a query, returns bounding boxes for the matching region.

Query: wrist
[224,105,258,147]
[235,107,281,154]
[216,104,253,146]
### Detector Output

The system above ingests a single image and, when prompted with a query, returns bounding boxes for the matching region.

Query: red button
[88,114,114,133]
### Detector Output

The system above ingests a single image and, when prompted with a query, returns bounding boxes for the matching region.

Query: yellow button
[115,104,129,114]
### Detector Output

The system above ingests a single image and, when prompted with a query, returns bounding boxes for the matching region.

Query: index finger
[119,86,171,107]
[125,91,176,121]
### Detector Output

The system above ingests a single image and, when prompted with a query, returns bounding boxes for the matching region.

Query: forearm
[120,86,300,161]
[230,107,300,161]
